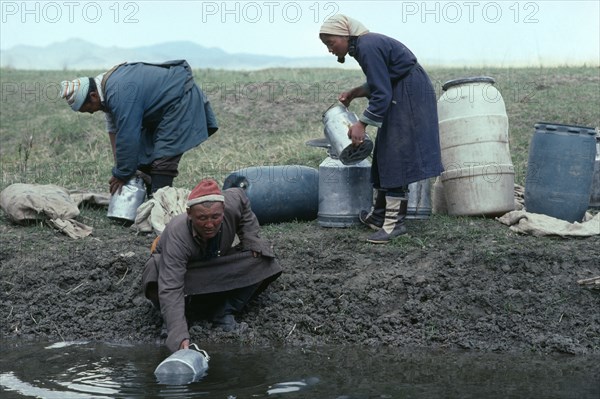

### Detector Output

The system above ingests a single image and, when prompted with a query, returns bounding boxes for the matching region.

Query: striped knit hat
[60,77,90,111]
[187,179,224,208]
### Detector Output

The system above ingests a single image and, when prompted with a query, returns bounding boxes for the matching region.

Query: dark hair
[83,77,97,105]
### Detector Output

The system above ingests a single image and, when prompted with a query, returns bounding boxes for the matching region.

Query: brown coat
[142,187,282,352]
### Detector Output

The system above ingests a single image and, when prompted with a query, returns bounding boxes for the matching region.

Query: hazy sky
[1,0,599,66]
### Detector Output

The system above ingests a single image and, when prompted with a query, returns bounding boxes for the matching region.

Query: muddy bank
[1,210,599,355]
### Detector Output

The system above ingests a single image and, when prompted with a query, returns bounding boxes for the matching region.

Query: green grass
[1,66,599,193]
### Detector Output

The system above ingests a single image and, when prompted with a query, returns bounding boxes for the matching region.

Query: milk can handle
[189,342,210,361]
[323,101,346,116]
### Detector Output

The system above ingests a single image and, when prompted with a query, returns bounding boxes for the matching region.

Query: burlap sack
[0,183,80,222]
[132,186,190,234]
[496,210,600,237]
[0,183,93,239]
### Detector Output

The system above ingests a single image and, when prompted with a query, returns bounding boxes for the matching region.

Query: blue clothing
[102,60,218,181]
[352,33,443,188]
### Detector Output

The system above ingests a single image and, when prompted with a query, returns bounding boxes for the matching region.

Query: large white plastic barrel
[441,164,515,216]
[431,176,447,215]
[437,77,515,216]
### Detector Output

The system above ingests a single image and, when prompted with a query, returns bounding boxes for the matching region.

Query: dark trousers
[139,154,183,194]
[185,282,262,322]
[146,281,262,321]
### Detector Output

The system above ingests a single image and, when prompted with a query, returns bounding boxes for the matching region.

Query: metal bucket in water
[322,103,373,165]
[154,346,210,385]
[107,176,146,222]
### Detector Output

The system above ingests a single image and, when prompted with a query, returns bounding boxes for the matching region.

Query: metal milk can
[322,103,373,165]
[154,346,210,385]
[306,103,374,227]
[107,176,146,222]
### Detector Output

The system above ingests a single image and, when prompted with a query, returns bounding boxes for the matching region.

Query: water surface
[1,339,598,398]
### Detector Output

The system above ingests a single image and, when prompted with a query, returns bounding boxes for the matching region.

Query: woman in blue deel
[61,60,218,197]
[319,14,443,244]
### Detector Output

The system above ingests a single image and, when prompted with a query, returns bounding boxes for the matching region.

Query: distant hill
[0,39,356,71]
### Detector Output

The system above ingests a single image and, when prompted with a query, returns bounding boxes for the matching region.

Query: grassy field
[1,66,598,193]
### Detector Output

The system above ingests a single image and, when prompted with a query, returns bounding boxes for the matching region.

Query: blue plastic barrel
[590,136,600,209]
[223,165,319,225]
[524,123,597,222]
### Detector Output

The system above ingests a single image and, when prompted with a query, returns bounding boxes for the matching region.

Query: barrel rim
[442,76,496,91]
[534,122,598,135]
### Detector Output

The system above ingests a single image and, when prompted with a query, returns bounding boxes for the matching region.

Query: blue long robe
[103,60,218,181]
[352,33,443,188]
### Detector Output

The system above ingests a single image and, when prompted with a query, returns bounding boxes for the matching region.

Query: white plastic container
[431,177,447,215]
[437,77,514,216]
[441,164,515,216]
[437,77,512,168]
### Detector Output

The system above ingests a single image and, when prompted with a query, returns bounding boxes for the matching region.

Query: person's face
[78,91,102,114]
[320,34,349,59]
[187,201,224,240]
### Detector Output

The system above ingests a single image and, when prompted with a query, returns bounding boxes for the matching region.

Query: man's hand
[109,176,126,195]
[347,121,367,147]
[338,90,354,107]
[180,338,190,350]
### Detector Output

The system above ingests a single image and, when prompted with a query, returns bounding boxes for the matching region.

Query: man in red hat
[142,178,282,353]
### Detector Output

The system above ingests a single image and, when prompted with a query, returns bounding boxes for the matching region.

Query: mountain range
[0,39,354,71]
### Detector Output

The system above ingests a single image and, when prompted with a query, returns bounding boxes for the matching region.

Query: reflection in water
[0,339,599,398]
[267,378,320,395]
[1,372,111,399]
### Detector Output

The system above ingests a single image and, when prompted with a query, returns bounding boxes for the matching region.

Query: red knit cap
[187,179,224,208]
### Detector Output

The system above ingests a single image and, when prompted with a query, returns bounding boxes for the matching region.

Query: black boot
[212,283,259,332]
[359,189,386,230]
[366,196,408,244]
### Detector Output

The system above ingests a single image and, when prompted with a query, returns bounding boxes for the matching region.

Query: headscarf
[60,77,90,111]
[319,14,369,63]
[319,14,369,37]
